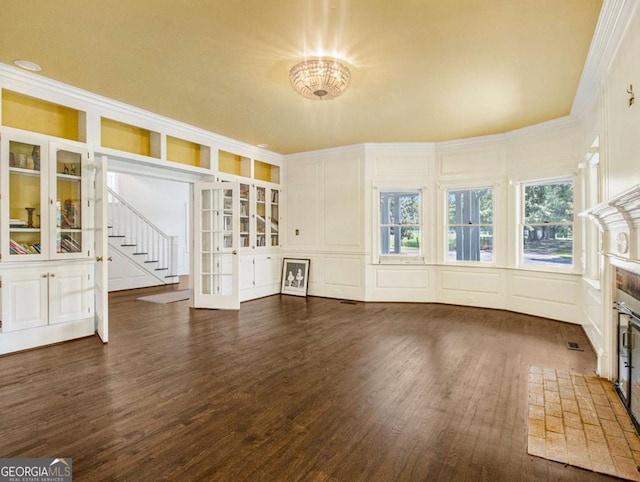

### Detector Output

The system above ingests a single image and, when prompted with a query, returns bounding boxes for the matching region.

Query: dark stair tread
[144,260,158,263]
[155,268,168,271]
[121,244,137,247]
[132,252,148,255]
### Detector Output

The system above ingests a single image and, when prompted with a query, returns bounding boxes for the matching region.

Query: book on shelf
[60,234,81,252]
[10,239,40,255]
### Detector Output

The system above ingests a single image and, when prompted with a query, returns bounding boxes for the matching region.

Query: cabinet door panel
[50,143,89,259]
[1,273,48,332]
[48,265,93,324]
[239,256,255,290]
[3,137,48,260]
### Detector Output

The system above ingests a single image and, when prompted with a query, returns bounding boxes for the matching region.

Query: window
[522,180,573,267]
[447,187,493,262]
[379,190,422,258]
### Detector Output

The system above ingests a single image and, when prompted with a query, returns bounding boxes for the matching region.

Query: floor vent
[340,300,358,305]
[567,342,584,351]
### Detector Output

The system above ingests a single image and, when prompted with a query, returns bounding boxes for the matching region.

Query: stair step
[165,275,179,279]
[155,268,168,271]
[144,260,158,264]
[121,244,137,247]
[132,252,148,255]
[109,235,125,238]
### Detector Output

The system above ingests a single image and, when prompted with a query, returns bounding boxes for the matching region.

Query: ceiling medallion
[289,58,351,101]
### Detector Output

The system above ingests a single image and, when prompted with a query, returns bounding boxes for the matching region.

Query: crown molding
[0,62,282,163]
[572,0,639,121]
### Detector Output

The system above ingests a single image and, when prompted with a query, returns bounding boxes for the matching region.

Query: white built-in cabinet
[237,181,281,250]
[1,263,93,332]
[239,253,283,301]
[0,129,94,353]
[220,155,283,300]
[236,182,282,300]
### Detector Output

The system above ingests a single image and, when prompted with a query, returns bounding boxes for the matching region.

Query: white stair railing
[107,187,178,278]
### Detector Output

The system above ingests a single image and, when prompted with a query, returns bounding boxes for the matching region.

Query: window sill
[582,277,601,291]
[378,255,425,265]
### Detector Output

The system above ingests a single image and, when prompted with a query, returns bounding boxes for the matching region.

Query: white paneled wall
[285,121,582,321]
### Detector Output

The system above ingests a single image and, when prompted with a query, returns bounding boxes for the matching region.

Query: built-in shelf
[2,90,85,142]
[218,150,251,177]
[254,160,280,184]
[101,117,160,159]
[167,135,210,169]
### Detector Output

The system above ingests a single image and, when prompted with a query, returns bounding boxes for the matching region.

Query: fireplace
[614,267,640,433]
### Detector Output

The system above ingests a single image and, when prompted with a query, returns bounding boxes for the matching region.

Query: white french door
[192,182,240,310]
[94,155,109,341]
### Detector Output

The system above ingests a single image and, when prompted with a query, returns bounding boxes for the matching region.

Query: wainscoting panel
[324,157,362,249]
[440,269,501,293]
[373,152,430,178]
[368,266,434,302]
[285,161,320,247]
[437,140,505,178]
[509,272,580,322]
[301,255,364,300]
[582,280,603,354]
[437,268,504,308]
[376,268,430,289]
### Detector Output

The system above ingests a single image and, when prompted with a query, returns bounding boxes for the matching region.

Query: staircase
[107,187,179,288]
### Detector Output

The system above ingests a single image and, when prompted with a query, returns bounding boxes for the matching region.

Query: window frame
[445,185,495,264]
[519,177,575,271]
[374,185,426,264]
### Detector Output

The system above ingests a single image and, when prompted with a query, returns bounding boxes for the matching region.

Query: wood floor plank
[0,287,622,481]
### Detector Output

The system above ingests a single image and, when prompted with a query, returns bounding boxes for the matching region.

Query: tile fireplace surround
[527,366,640,480]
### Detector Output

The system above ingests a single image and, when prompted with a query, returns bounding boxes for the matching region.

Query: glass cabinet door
[239,183,250,248]
[6,139,47,258]
[270,188,280,247]
[256,186,266,247]
[52,145,84,257]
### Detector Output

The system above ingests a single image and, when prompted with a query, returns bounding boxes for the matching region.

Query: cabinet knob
[96,256,103,262]
[42,274,48,278]
[108,256,113,262]
[50,273,55,277]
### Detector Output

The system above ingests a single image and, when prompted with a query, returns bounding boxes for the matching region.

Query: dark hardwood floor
[0,284,623,481]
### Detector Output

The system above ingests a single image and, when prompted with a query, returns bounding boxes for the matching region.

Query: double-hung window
[447,187,494,262]
[522,179,573,267]
[379,190,422,260]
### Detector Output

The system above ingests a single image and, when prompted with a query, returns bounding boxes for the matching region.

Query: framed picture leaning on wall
[281,258,310,296]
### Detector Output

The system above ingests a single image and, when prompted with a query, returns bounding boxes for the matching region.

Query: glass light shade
[289,58,351,101]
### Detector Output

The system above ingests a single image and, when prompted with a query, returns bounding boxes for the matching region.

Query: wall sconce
[628,84,635,107]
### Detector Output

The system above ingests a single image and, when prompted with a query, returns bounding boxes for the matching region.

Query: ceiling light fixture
[14,59,42,72]
[289,57,350,101]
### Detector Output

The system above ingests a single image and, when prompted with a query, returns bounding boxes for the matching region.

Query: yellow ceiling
[0,1,602,154]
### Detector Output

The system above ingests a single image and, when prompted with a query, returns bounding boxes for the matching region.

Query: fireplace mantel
[581,184,640,262]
